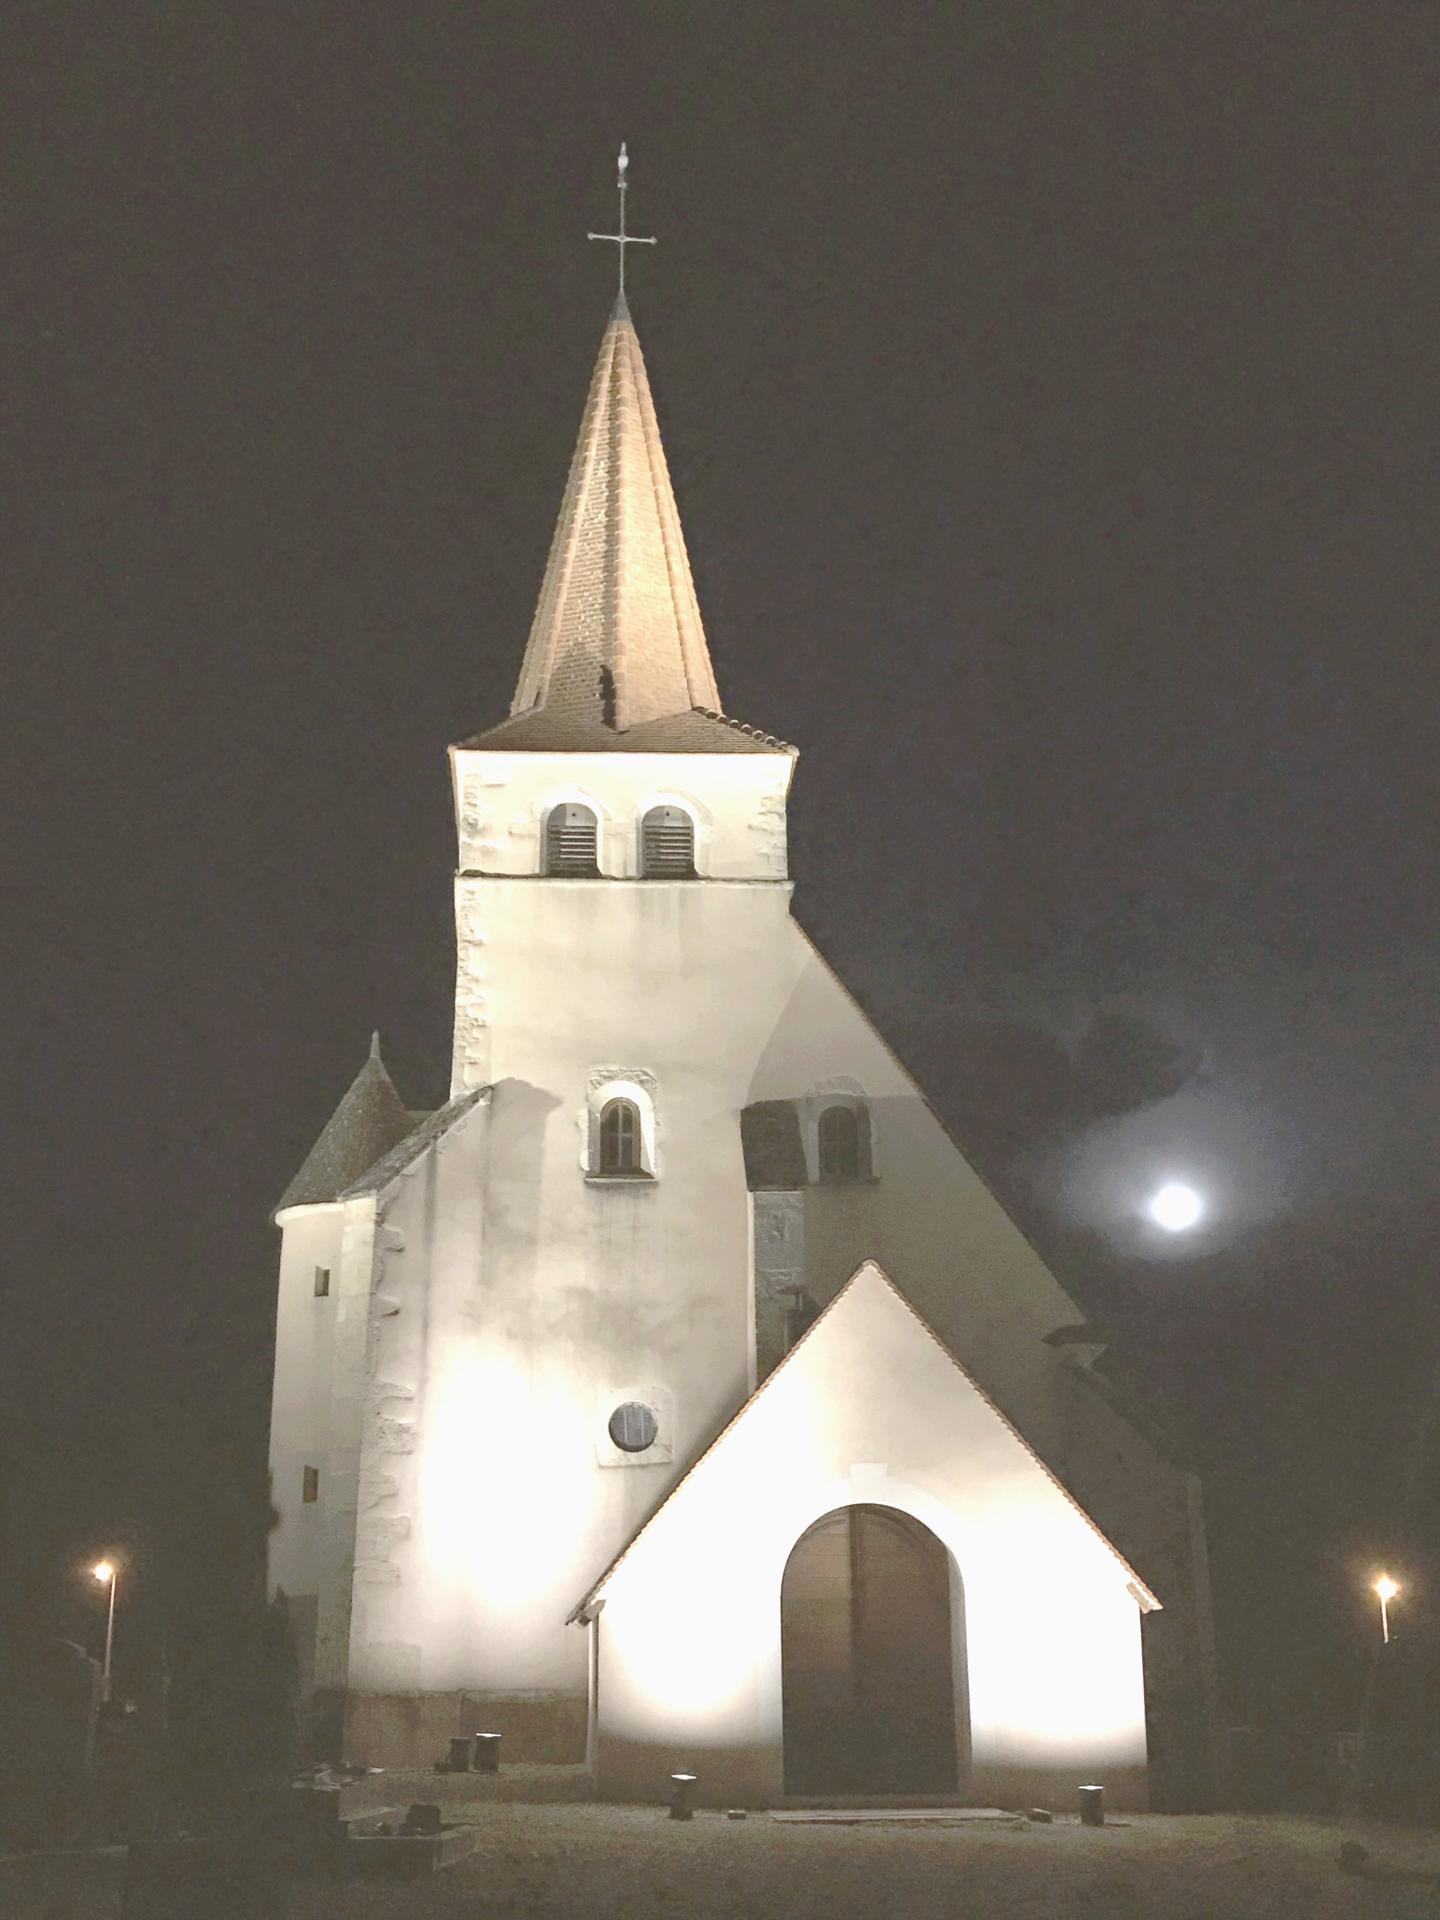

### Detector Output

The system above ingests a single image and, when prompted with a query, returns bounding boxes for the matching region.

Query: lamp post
[1342,1571,1405,1818]
[93,1560,118,1700]
[1374,1574,1399,1646]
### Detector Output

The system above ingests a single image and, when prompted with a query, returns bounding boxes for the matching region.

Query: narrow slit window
[598,1098,643,1177]
[302,1465,320,1504]
[817,1104,866,1184]
[641,805,695,878]
[784,1289,819,1354]
[313,1265,330,1298]
[545,803,600,876]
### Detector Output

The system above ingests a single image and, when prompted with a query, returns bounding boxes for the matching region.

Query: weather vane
[587,143,656,301]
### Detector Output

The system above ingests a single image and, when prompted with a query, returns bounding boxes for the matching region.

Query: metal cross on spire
[587,143,656,301]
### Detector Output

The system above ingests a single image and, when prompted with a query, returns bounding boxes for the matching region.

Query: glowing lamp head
[1148,1183,1203,1233]
[93,1560,115,1584]
[1375,1576,1399,1603]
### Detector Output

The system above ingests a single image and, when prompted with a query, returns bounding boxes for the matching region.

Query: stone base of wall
[341,1690,588,1769]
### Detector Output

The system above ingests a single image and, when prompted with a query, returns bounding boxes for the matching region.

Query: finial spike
[587,144,656,301]
[369,1030,381,1061]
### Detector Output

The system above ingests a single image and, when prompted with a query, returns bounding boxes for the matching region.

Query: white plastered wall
[769,943,1207,1615]
[749,943,1093,1440]
[341,1099,499,1697]
[589,1263,1150,1808]
[349,874,803,1702]
[449,748,793,1092]
[335,871,1191,1722]
[269,1205,346,1604]
[269,1194,379,1693]
[450,749,791,881]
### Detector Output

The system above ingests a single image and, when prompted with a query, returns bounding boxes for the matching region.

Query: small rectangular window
[302,1465,320,1504]
[313,1265,330,1298]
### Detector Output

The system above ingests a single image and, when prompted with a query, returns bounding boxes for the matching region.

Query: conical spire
[509,296,721,733]
[274,1038,418,1214]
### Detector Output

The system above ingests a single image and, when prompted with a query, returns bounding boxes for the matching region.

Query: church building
[268,220,1222,1808]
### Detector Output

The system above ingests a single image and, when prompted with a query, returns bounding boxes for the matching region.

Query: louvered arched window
[598,1098,643,1176]
[545,802,599,876]
[640,805,696,879]
[817,1103,867,1184]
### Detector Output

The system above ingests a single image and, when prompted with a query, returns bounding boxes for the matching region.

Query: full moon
[1149,1183,1203,1232]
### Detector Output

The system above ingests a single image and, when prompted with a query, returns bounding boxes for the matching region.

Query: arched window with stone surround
[586,1074,658,1183]
[545,802,600,876]
[817,1102,869,1184]
[598,1097,643,1176]
[640,804,696,878]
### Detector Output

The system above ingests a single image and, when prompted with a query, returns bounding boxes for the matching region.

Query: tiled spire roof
[274,1034,419,1215]
[507,294,722,734]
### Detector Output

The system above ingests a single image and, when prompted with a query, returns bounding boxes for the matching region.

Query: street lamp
[93,1560,118,1700]
[1374,1574,1399,1646]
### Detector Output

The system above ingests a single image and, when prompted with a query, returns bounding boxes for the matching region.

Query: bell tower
[446,253,796,1094]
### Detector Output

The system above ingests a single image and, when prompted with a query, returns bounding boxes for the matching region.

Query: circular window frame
[607,1400,659,1454]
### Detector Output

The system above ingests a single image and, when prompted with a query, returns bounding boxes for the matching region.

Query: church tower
[447,290,797,1096]
[272,273,806,1762]
[268,166,1222,1803]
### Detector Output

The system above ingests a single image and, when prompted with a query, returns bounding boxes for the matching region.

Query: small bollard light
[1078,1784,1105,1827]
[473,1733,502,1774]
[669,1772,698,1820]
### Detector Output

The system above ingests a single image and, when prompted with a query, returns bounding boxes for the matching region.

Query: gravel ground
[287,1805,1440,1920]
[5,1807,1439,1919]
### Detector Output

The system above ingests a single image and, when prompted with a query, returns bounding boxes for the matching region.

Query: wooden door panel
[782,1504,959,1797]
[781,1513,857,1793]
[852,1506,956,1793]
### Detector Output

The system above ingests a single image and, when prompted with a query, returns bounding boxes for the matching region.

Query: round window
[608,1401,658,1453]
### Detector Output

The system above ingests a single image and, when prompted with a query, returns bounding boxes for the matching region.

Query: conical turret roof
[275,1035,421,1214]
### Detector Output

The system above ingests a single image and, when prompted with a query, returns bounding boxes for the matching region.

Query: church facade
[268,293,1222,1809]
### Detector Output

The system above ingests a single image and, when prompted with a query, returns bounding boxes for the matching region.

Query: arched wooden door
[781,1504,960,1796]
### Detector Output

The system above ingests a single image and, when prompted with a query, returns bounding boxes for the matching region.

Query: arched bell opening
[544,801,600,876]
[639,803,697,878]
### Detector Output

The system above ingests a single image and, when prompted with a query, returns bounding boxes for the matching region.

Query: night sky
[5,2,1438,1735]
